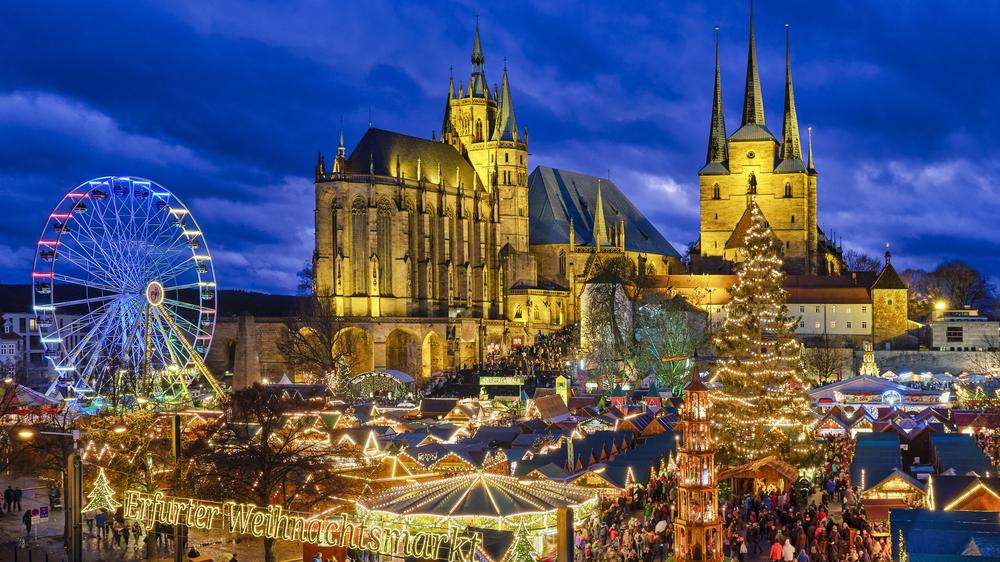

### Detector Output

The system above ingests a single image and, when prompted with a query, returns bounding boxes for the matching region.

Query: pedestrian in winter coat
[22,510,31,535]
[771,539,784,562]
[783,539,796,561]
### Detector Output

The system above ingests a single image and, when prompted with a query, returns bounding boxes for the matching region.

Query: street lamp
[16,424,127,562]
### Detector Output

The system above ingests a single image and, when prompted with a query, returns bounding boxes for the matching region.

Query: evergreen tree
[507,521,536,562]
[711,201,817,465]
[82,467,121,512]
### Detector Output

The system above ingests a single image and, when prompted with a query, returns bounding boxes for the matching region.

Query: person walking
[12,488,21,511]
[95,509,107,540]
[3,485,12,512]
[22,509,31,536]
[770,538,784,562]
[783,538,796,562]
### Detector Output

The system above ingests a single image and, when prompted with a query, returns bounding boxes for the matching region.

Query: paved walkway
[0,476,302,562]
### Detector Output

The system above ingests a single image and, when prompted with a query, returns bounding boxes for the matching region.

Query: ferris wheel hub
[145,280,165,307]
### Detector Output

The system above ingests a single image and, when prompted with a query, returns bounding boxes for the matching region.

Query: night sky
[1,1,998,294]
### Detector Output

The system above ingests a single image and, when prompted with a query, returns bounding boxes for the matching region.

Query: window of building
[862,321,867,329]
[815,306,820,313]
[887,299,893,305]
[799,306,805,313]
[847,321,852,329]
[799,320,805,328]
[814,321,820,330]
[832,305,837,313]
[846,307,852,314]
[831,321,837,329]
[714,213,718,220]
[784,183,792,197]
[712,184,720,199]
[862,306,867,313]
[790,215,795,224]
[505,153,509,163]
[947,326,964,343]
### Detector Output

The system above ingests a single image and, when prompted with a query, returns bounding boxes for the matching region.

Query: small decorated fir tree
[507,521,536,562]
[82,467,121,512]
[711,200,818,465]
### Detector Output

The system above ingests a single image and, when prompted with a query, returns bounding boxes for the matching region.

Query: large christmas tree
[711,200,817,465]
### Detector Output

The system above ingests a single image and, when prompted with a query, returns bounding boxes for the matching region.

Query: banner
[122,490,481,562]
[479,376,526,386]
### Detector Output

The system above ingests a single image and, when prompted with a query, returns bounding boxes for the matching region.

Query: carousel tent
[362,472,595,518]
[0,383,60,413]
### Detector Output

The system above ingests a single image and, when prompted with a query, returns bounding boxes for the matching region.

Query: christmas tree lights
[711,201,819,465]
[82,467,121,512]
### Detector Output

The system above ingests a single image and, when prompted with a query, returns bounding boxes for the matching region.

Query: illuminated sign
[123,491,481,561]
[479,376,526,386]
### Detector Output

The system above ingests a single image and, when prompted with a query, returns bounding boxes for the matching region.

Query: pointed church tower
[492,66,520,142]
[332,121,346,174]
[777,23,804,170]
[741,1,765,129]
[593,180,610,248]
[700,26,729,176]
[469,17,488,98]
[491,62,530,252]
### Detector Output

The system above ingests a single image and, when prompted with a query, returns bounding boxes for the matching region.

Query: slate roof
[889,509,1000,561]
[344,128,480,190]
[872,262,908,291]
[729,123,776,142]
[527,165,680,257]
[930,475,1000,511]
[931,434,994,476]
[851,432,903,487]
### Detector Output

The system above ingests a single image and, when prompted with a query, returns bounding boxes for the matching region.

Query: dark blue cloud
[0,0,998,293]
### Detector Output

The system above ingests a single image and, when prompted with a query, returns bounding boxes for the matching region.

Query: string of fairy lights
[709,201,819,464]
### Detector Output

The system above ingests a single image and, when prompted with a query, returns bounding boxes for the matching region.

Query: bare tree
[801,334,849,385]
[843,249,882,272]
[932,260,994,312]
[188,385,363,562]
[276,297,358,394]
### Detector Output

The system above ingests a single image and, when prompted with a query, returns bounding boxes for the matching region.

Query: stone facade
[693,9,842,276]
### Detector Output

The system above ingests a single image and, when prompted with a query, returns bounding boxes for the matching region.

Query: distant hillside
[0,284,304,317]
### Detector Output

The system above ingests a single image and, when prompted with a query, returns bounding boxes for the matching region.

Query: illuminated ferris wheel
[31,176,223,404]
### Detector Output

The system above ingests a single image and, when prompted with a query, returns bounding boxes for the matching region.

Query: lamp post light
[16,424,126,562]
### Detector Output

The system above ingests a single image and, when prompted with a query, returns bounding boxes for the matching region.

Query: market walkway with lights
[0,476,300,562]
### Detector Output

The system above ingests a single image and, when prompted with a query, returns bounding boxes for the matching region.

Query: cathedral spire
[705,26,728,167]
[807,126,814,170]
[442,68,455,141]
[469,16,488,98]
[593,180,610,248]
[780,23,803,162]
[491,64,520,142]
[741,0,765,127]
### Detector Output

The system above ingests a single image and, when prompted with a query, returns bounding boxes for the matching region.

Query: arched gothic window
[351,199,368,294]
[377,199,393,294]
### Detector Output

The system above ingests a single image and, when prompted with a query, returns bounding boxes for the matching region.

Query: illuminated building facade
[691,8,844,276]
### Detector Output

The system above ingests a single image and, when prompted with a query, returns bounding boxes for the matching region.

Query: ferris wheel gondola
[32,176,224,405]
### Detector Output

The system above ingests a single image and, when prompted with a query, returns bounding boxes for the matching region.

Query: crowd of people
[424,326,578,397]
[575,471,679,561]
[974,429,1000,468]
